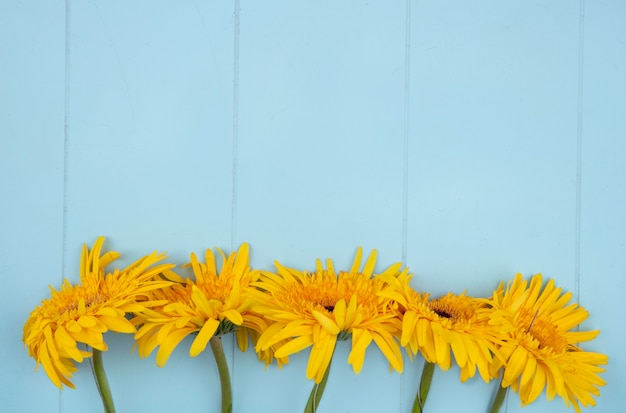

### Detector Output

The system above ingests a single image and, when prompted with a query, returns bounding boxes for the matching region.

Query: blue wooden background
[1,1,624,412]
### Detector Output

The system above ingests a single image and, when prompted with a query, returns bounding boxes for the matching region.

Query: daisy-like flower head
[488,273,607,412]
[251,247,405,383]
[133,243,285,367]
[379,270,503,383]
[22,236,174,389]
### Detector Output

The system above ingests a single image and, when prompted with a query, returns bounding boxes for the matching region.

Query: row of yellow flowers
[23,237,607,413]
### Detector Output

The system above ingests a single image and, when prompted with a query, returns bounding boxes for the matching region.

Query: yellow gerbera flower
[488,273,607,412]
[22,236,174,389]
[251,248,405,384]
[133,243,284,366]
[379,270,502,383]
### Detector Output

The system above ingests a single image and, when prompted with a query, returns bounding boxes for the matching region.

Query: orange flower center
[519,307,567,354]
[276,270,380,316]
[45,281,107,319]
[196,277,233,302]
[428,294,476,323]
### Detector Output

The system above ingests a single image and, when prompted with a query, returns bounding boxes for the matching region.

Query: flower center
[275,270,380,319]
[196,277,233,302]
[519,307,567,354]
[53,283,107,317]
[427,293,476,322]
[429,300,456,319]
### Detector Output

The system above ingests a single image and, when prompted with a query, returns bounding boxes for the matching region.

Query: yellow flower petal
[312,310,340,335]
[251,248,409,381]
[487,273,607,410]
[370,330,403,373]
[274,335,314,358]
[348,329,372,374]
[526,364,547,404]
[222,309,244,326]
[449,333,468,368]
[98,315,136,333]
[190,319,220,357]
[306,334,336,382]
[362,249,377,276]
[133,244,269,366]
[333,298,347,329]
[156,327,196,367]
[401,311,417,347]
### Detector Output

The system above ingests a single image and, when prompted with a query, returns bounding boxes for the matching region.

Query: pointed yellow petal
[306,334,336,382]
[41,326,59,361]
[274,335,314,358]
[344,294,358,327]
[205,248,217,276]
[432,330,451,370]
[333,298,347,329]
[235,327,248,352]
[38,344,63,388]
[315,259,323,273]
[401,311,417,347]
[99,315,136,333]
[520,354,537,387]
[449,333,468,368]
[189,253,204,282]
[191,286,216,317]
[161,269,185,283]
[222,310,244,326]
[190,319,220,357]
[256,322,285,350]
[526,364,547,404]
[362,249,377,276]
[349,247,363,274]
[312,310,340,335]
[99,251,120,269]
[95,307,121,317]
[503,347,528,387]
[156,327,196,367]
[326,258,335,274]
[371,330,403,373]
[348,329,372,373]
[54,326,77,353]
[232,243,249,275]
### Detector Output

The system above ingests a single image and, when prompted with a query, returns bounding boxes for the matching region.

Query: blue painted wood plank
[580,1,626,412]
[235,1,407,412]
[60,2,236,412]
[407,2,581,412]
[1,1,624,413]
[0,1,65,411]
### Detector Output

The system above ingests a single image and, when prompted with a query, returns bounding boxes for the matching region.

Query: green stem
[489,377,508,413]
[90,348,116,413]
[412,361,435,413]
[304,358,332,413]
[210,336,233,413]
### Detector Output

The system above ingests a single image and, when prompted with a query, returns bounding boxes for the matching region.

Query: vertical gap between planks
[400,0,412,412]
[231,0,240,252]
[401,0,411,268]
[575,0,585,307]
[229,0,241,393]
[60,1,71,412]
[62,1,71,285]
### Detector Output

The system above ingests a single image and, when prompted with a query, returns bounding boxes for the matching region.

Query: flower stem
[210,336,233,413]
[412,361,435,413]
[90,348,116,413]
[304,358,332,413]
[489,377,508,413]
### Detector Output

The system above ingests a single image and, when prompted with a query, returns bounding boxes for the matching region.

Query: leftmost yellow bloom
[22,237,174,389]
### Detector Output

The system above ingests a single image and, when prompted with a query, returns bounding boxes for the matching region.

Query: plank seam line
[575,0,585,309]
